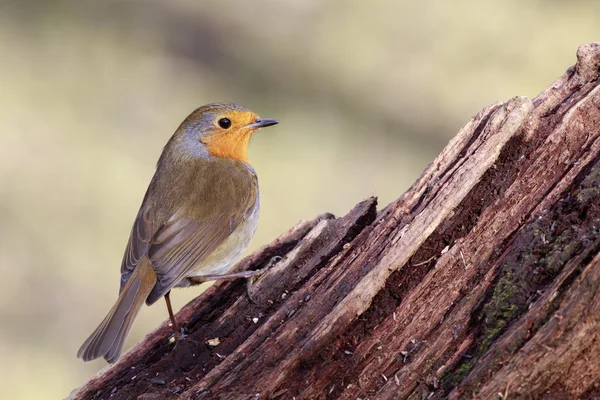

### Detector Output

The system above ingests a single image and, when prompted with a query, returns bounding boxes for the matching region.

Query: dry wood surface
[69,43,600,400]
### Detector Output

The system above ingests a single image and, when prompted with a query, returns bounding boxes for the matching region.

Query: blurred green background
[0,0,598,398]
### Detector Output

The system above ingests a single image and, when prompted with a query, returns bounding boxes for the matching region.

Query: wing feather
[145,216,236,305]
[120,207,153,291]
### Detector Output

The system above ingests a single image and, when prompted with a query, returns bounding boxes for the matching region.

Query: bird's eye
[218,118,232,129]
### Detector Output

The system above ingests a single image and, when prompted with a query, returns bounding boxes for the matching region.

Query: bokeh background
[1,0,598,398]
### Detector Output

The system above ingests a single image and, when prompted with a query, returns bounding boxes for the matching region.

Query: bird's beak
[245,118,279,129]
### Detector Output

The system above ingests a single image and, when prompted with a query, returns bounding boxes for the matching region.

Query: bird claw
[177,326,188,339]
[247,255,282,303]
[168,326,188,343]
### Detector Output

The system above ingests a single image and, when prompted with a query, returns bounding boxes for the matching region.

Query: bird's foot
[176,326,187,339]
[168,326,188,343]
[247,255,282,303]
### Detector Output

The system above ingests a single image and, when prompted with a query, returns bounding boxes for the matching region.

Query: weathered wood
[69,43,600,400]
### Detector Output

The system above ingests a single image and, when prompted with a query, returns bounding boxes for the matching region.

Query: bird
[77,103,278,363]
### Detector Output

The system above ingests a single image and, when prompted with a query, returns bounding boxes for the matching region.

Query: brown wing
[119,160,258,305]
[119,207,154,292]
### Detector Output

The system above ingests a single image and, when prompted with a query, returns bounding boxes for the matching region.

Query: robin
[77,103,278,363]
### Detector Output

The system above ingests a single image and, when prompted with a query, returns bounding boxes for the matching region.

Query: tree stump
[69,43,600,400]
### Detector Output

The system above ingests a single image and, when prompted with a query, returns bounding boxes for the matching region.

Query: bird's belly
[179,200,260,282]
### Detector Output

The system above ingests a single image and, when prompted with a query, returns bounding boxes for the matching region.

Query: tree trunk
[69,43,600,400]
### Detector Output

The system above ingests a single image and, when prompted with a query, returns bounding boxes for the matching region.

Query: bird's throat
[202,132,251,163]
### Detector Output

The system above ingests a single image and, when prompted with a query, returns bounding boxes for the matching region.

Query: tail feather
[77,261,156,363]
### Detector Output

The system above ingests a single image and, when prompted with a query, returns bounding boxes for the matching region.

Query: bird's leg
[188,256,282,302]
[189,255,282,283]
[164,291,184,338]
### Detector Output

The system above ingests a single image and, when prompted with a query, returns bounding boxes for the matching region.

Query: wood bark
[69,43,600,400]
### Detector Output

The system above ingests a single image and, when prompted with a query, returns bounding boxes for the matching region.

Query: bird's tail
[77,260,156,363]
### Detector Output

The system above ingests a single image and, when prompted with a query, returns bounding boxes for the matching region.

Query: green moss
[439,359,476,390]
[440,273,523,391]
[454,359,476,380]
[480,320,506,353]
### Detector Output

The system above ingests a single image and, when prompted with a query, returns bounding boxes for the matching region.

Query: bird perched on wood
[77,103,278,363]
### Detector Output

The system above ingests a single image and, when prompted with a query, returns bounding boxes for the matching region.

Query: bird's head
[170,103,278,164]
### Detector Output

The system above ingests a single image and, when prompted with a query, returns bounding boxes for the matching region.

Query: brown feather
[77,260,156,363]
